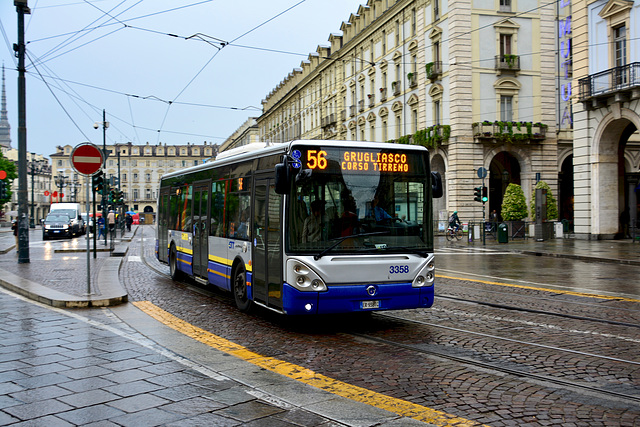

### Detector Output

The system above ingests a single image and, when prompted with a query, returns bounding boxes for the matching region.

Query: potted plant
[501,183,528,238]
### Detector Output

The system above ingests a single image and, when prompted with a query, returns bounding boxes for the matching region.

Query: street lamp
[27,156,47,228]
[54,172,68,202]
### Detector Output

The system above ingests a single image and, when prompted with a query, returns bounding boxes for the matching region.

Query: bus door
[158,188,171,263]
[252,177,283,309]
[192,182,210,280]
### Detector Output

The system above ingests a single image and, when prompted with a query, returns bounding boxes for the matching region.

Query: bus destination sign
[298,148,410,173]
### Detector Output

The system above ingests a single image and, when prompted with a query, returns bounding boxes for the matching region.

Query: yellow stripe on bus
[133,301,485,427]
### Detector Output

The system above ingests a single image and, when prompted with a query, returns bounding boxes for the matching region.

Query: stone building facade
[572,0,640,238]
[49,142,218,215]
[258,0,566,229]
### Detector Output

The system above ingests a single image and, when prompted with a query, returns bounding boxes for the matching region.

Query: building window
[396,115,401,139]
[382,120,388,141]
[434,100,441,125]
[145,173,151,182]
[500,0,511,12]
[500,34,512,57]
[411,8,416,36]
[133,189,139,200]
[133,173,138,181]
[614,25,627,67]
[500,96,513,121]
[412,109,418,134]
[382,30,386,54]
[145,189,152,200]
[370,124,375,141]
[395,21,400,46]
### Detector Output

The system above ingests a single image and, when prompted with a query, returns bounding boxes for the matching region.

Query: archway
[558,155,574,231]
[593,118,637,237]
[489,152,521,220]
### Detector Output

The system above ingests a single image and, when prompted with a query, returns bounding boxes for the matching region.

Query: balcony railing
[495,54,520,72]
[367,94,375,108]
[426,61,442,81]
[578,62,640,103]
[358,99,365,112]
[379,87,387,102]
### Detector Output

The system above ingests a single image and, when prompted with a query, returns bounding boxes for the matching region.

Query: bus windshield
[286,145,432,256]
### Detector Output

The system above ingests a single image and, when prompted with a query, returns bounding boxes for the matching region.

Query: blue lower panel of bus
[282,282,434,315]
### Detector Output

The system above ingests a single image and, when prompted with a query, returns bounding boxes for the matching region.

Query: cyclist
[448,211,461,232]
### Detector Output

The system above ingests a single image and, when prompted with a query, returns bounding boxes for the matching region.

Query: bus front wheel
[233,268,252,312]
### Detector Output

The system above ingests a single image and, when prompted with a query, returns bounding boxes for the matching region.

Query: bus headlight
[412,255,435,287]
[287,259,327,292]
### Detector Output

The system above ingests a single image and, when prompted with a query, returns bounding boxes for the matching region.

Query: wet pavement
[0,225,638,426]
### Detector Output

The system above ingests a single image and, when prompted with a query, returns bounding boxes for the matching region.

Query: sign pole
[69,142,104,296]
[86,176,91,295]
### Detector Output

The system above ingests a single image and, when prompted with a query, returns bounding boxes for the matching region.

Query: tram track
[363,311,640,406]
[436,293,640,329]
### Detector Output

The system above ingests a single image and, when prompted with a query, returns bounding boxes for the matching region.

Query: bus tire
[233,267,252,312]
[169,244,182,281]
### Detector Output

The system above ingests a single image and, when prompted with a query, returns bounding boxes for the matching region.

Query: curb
[0,253,128,308]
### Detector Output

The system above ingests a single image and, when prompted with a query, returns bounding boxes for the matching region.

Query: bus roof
[160,140,428,181]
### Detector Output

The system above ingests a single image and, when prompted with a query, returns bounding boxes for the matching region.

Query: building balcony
[472,121,547,143]
[350,105,356,117]
[321,113,337,129]
[392,81,401,96]
[408,72,418,88]
[367,94,375,108]
[379,87,387,102]
[495,55,520,73]
[358,99,365,112]
[578,62,640,109]
[341,109,347,121]
[426,62,442,81]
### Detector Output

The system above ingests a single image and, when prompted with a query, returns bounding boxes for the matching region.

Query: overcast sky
[0,0,364,158]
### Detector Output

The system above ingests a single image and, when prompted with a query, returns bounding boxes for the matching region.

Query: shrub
[501,183,528,221]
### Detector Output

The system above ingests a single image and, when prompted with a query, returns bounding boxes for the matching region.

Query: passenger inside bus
[302,199,325,243]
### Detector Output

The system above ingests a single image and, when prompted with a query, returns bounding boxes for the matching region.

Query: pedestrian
[620,206,631,239]
[107,210,116,233]
[11,220,17,248]
[125,213,133,232]
[97,216,106,240]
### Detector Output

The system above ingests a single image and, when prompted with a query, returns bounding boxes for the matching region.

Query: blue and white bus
[156,140,442,315]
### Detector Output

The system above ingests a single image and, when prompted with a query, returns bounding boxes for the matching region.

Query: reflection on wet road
[436,246,640,298]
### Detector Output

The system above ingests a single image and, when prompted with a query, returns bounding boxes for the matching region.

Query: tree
[0,151,17,211]
[501,183,528,221]
[530,180,558,221]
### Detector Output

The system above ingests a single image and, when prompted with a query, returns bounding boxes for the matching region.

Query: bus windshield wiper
[359,244,429,258]
[314,231,389,260]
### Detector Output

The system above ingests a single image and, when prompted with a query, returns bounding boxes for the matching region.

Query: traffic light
[482,186,488,203]
[114,190,124,205]
[0,180,6,199]
[109,189,116,204]
[92,172,104,194]
[474,186,482,203]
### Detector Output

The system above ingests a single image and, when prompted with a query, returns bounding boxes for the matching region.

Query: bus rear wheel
[169,245,182,281]
[233,267,252,312]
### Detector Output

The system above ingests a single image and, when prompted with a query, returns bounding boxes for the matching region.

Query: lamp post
[28,156,45,228]
[54,172,68,202]
[94,110,109,245]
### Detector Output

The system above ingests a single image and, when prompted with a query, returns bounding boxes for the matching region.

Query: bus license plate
[361,300,380,309]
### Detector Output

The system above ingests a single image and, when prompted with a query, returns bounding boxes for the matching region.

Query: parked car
[80,213,94,234]
[42,213,73,240]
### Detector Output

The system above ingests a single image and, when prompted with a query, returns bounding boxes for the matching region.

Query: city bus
[156,140,443,315]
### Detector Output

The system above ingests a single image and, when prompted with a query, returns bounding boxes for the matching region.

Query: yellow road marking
[133,300,485,427]
[437,274,640,303]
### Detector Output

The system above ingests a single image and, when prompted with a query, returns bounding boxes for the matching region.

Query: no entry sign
[71,143,104,176]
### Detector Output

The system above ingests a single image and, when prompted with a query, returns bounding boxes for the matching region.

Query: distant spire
[0,64,11,149]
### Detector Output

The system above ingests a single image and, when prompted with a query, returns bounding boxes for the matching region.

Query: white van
[49,203,85,236]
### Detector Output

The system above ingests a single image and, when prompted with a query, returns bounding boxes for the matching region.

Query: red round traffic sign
[71,143,104,176]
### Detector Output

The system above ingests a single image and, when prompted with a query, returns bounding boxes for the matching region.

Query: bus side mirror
[431,171,443,199]
[275,161,289,195]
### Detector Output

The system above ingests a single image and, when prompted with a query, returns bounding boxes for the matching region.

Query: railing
[426,61,442,81]
[367,94,375,108]
[358,100,365,112]
[495,55,520,72]
[578,62,640,102]
[379,87,387,101]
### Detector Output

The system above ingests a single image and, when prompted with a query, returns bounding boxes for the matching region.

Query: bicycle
[445,225,463,241]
